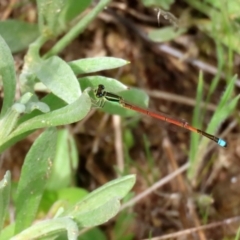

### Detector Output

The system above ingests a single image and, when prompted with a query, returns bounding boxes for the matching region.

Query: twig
[141,216,240,240]
[112,115,124,174]
[145,89,217,111]
[120,163,189,210]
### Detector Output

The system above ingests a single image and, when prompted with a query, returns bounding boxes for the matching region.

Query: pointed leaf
[0,103,25,143]
[0,223,15,240]
[7,91,91,141]
[47,129,78,190]
[36,56,81,104]
[0,20,39,53]
[69,57,130,75]
[0,171,11,233]
[61,175,136,226]
[0,35,16,117]
[79,76,127,93]
[12,217,78,240]
[75,198,121,227]
[15,128,58,234]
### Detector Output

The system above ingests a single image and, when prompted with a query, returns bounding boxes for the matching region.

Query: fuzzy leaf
[15,128,58,234]
[0,35,16,117]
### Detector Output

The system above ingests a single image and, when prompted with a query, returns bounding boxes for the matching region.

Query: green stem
[44,0,112,58]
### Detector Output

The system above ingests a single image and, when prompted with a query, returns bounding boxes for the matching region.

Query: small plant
[0,0,140,239]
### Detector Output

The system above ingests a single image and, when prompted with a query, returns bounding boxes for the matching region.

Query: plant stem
[44,0,112,58]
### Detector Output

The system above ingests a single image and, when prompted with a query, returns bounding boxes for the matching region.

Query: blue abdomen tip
[218,139,227,147]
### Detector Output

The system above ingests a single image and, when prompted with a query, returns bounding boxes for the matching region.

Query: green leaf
[74,197,121,228]
[47,129,78,190]
[18,92,50,114]
[69,57,130,75]
[38,187,88,215]
[113,209,135,240]
[18,93,67,125]
[37,0,65,36]
[36,56,81,104]
[0,131,33,154]
[12,217,78,240]
[79,76,127,93]
[0,35,16,117]
[0,103,25,142]
[61,175,136,227]
[40,92,68,111]
[15,128,58,234]
[0,171,11,233]
[0,91,77,153]
[209,94,239,135]
[0,20,39,53]
[0,223,15,240]
[214,75,236,111]
[57,187,88,205]
[5,92,91,142]
[25,101,50,114]
[61,0,91,23]
[80,228,107,240]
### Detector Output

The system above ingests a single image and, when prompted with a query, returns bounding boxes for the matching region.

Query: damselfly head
[95,84,105,98]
